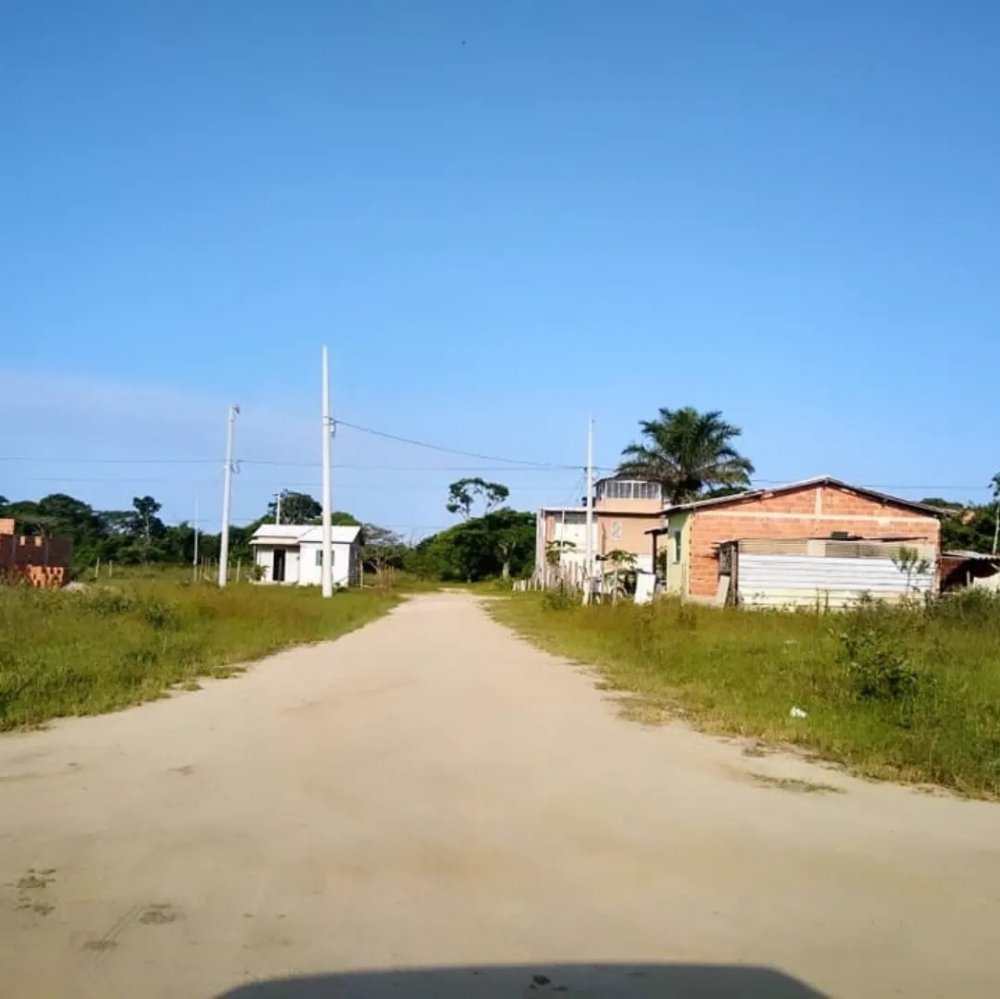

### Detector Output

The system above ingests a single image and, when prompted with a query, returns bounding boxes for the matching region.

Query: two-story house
[535,476,663,584]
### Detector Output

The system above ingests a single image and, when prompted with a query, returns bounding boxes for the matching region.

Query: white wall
[297,541,355,587]
[254,545,300,585]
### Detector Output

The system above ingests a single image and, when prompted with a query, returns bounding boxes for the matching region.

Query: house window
[598,479,662,501]
[610,520,622,542]
[673,530,682,564]
[315,550,334,567]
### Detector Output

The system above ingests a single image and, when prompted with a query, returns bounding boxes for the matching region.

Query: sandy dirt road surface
[1,592,999,998]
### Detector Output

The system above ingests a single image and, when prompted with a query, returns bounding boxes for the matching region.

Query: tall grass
[493,591,1000,798]
[0,581,398,730]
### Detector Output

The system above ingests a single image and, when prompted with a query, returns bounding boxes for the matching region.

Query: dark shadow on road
[218,963,826,997]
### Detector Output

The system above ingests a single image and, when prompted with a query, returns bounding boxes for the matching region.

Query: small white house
[249,524,363,587]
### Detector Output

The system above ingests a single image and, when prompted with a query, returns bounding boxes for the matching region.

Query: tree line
[8,406,990,582]
[0,490,408,575]
[0,408,774,582]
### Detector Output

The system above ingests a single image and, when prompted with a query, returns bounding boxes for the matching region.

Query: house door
[273,549,286,583]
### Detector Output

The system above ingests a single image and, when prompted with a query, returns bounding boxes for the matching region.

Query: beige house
[536,476,663,584]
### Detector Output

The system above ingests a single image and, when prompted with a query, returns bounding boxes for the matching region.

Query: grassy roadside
[0,582,399,730]
[491,592,1000,798]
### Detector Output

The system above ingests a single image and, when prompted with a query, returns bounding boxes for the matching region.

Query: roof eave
[659,476,946,518]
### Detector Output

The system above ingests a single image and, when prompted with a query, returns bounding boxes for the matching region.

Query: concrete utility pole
[218,404,239,588]
[274,491,283,525]
[320,346,333,598]
[582,416,594,605]
[192,494,199,584]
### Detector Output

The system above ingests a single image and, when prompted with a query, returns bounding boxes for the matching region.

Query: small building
[939,551,1000,592]
[649,477,943,606]
[536,476,663,587]
[249,524,362,587]
[0,518,72,588]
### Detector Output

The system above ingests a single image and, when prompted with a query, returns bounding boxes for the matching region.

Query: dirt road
[1,593,998,998]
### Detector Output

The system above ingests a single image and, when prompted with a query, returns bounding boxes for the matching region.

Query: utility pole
[274,491,283,525]
[992,474,1000,556]
[218,404,239,588]
[582,417,594,605]
[193,494,200,584]
[320,346,333,598]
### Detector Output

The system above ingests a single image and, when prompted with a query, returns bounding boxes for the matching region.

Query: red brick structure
[654,478,942,601]
[0,518,72,588]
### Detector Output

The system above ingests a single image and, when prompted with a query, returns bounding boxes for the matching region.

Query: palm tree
[618,406,754,505]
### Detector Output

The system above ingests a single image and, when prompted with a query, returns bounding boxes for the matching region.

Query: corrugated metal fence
[734,539,936,609]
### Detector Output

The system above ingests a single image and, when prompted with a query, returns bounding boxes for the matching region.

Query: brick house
[651,477,942,603]
[0,518,72,588]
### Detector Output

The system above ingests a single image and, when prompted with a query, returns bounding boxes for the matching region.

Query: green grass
[0,580,399,730]
[492,591,1000,798]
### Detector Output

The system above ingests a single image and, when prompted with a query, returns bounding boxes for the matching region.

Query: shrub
[542,587,577,611]
[930,586,1000,625]
[836,609,920,702]
[138,597,180,630]
[79,587,134,616]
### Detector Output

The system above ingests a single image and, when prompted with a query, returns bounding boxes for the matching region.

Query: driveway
[1,592,998,997]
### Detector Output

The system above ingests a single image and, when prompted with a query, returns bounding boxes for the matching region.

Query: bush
[837,624,919,701]
[930,586,1000,625]
[542,587,577,611]
[79,587,134,616]
[138,597,180,630]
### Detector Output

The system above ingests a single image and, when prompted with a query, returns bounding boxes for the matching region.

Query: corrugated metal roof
[298,526,361,544]
[660,476,945,518]
[249,523,361,545]
[250,524,305,540]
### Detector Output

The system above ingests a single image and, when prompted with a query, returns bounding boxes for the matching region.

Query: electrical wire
[333,420,580,469]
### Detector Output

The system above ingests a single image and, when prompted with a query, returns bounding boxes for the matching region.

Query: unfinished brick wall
[686,484,940,599]
[0,529,72,588]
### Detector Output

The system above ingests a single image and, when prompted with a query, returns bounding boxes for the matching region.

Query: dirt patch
[16,872,55,892]
[139,904,180,926]
[748,772,845,794]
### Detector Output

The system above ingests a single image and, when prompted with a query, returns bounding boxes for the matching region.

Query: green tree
[362,524,407,581]
[446,478,510,519]
[490,509,535,579]
[267,491,322,524]
[131,495,165,561]
[618,406,754,505]
[1,499,45,533]
[36,493,104,565]
[406,509,534,582]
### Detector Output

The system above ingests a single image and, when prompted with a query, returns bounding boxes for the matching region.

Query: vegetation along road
[1,592,999,998]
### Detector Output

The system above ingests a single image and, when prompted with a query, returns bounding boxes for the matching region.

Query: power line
[0,456,219,465]
[0,455,584,473]
[334,420,579,469]
[2,475,565,492]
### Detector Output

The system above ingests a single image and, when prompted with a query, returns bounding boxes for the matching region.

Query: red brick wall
[0,532,72,588]
[686,484,940,598]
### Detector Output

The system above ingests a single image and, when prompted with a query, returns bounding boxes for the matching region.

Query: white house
[249,524,363,587]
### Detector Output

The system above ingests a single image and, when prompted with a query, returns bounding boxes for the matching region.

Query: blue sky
[3,1,999,535]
